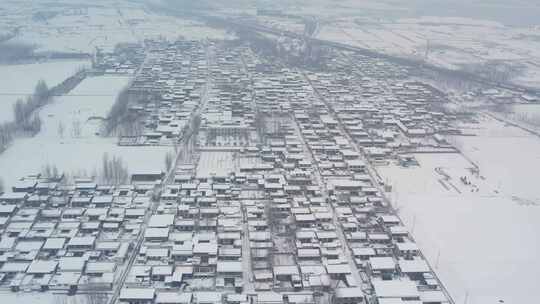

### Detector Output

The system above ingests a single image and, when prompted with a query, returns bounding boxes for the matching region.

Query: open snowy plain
[379,115,540,304]
[0,75,171,188]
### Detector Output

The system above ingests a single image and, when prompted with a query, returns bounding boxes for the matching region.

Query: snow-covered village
[0,1,539,304]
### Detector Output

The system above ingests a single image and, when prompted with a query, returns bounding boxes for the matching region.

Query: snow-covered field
[0,291,93,304]
[318,17,540,72]
[378,115,540,304]
[196,151,238,177]
[4,2,234,54]
[314,16,540,88]
[0,75,171,187]
[0,60,89,123]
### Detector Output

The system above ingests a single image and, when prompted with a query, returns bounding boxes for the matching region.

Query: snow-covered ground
[0,291,93,304]
[0,60,90,123]
[317,16,540,86]
[0,75,171,187]
[0,290,91,304]
[512,103,540,118]
[378,115,540,304]
[196,151,238,177]
[4,2,234,54]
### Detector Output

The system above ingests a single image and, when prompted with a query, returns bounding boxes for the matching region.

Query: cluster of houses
[0,38,458,303]
[95,42,145,75]
[111,39,451,303]
[199,46,256,147]
[306,52,461,161]
[116,40,209,145]
[0,175,152,294]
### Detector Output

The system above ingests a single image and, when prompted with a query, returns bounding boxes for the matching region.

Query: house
[86,262,117,276]
[50,271,81,293]
[194,292,222,304]
[131,171,164,184]
[419,290,450,304]
[218,247,241,261]
[369,257,396,279]
[42,237,66,254]
[193,241,218,274]
[170,265,193,286]
[67,236,96,252]
[326,264,352,280]
[297,248,321,261]
[227,294,248,304]
[119,288,156,304]
[257,292,283,304]
[217,261,243,289]
[352,247,375,261]
[152,265,173,281]
[156,292,193,304]
[294,213,316,228]
[144,228,169,242]
[0,192,28,204]
[27,260,58,275]
[149,214,175,228]
[287,294,315,304]
[58,257,86,273]
[273,265,299,282]
[398,259,430,281]
[12,180,37,193]
[25,260,58,291]
[333,287,366,304]
[372,280,420,302]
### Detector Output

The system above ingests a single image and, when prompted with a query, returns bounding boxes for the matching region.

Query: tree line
[37,152,130,188]
[103,87,145,137]
[0,41,37,63]
[0,80,49,152]
[0,68,87,153]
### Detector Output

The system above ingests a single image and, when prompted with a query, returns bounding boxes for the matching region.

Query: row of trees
[42,164,61,179]
[0,41,37,63]
[103,87,146,137]
[39,153,130,186]
[0,69,86,152]
[164,151,174,172]
[13,79,49,132]
[104,87,130,135]
[0,80,50,152]
[0,123,15,152]
[100,153,129,185]
[38,157,128,187]
[11,80,48,133]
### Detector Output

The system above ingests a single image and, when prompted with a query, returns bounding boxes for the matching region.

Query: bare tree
[100,153,129,185]
[105,87,130,135]
[0,122,14,151]
[0,41,37,62]
[72,120,82,138]
[164,151,174,171]
[52,294,67,304]
[102,153,110,183]
[42,164,61,179]
[85,285,108,304]
[13,98,26,124]
[43,164,52,178]
[191,114,201,132]
[58,121,65,138]
[33,79,49,103]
